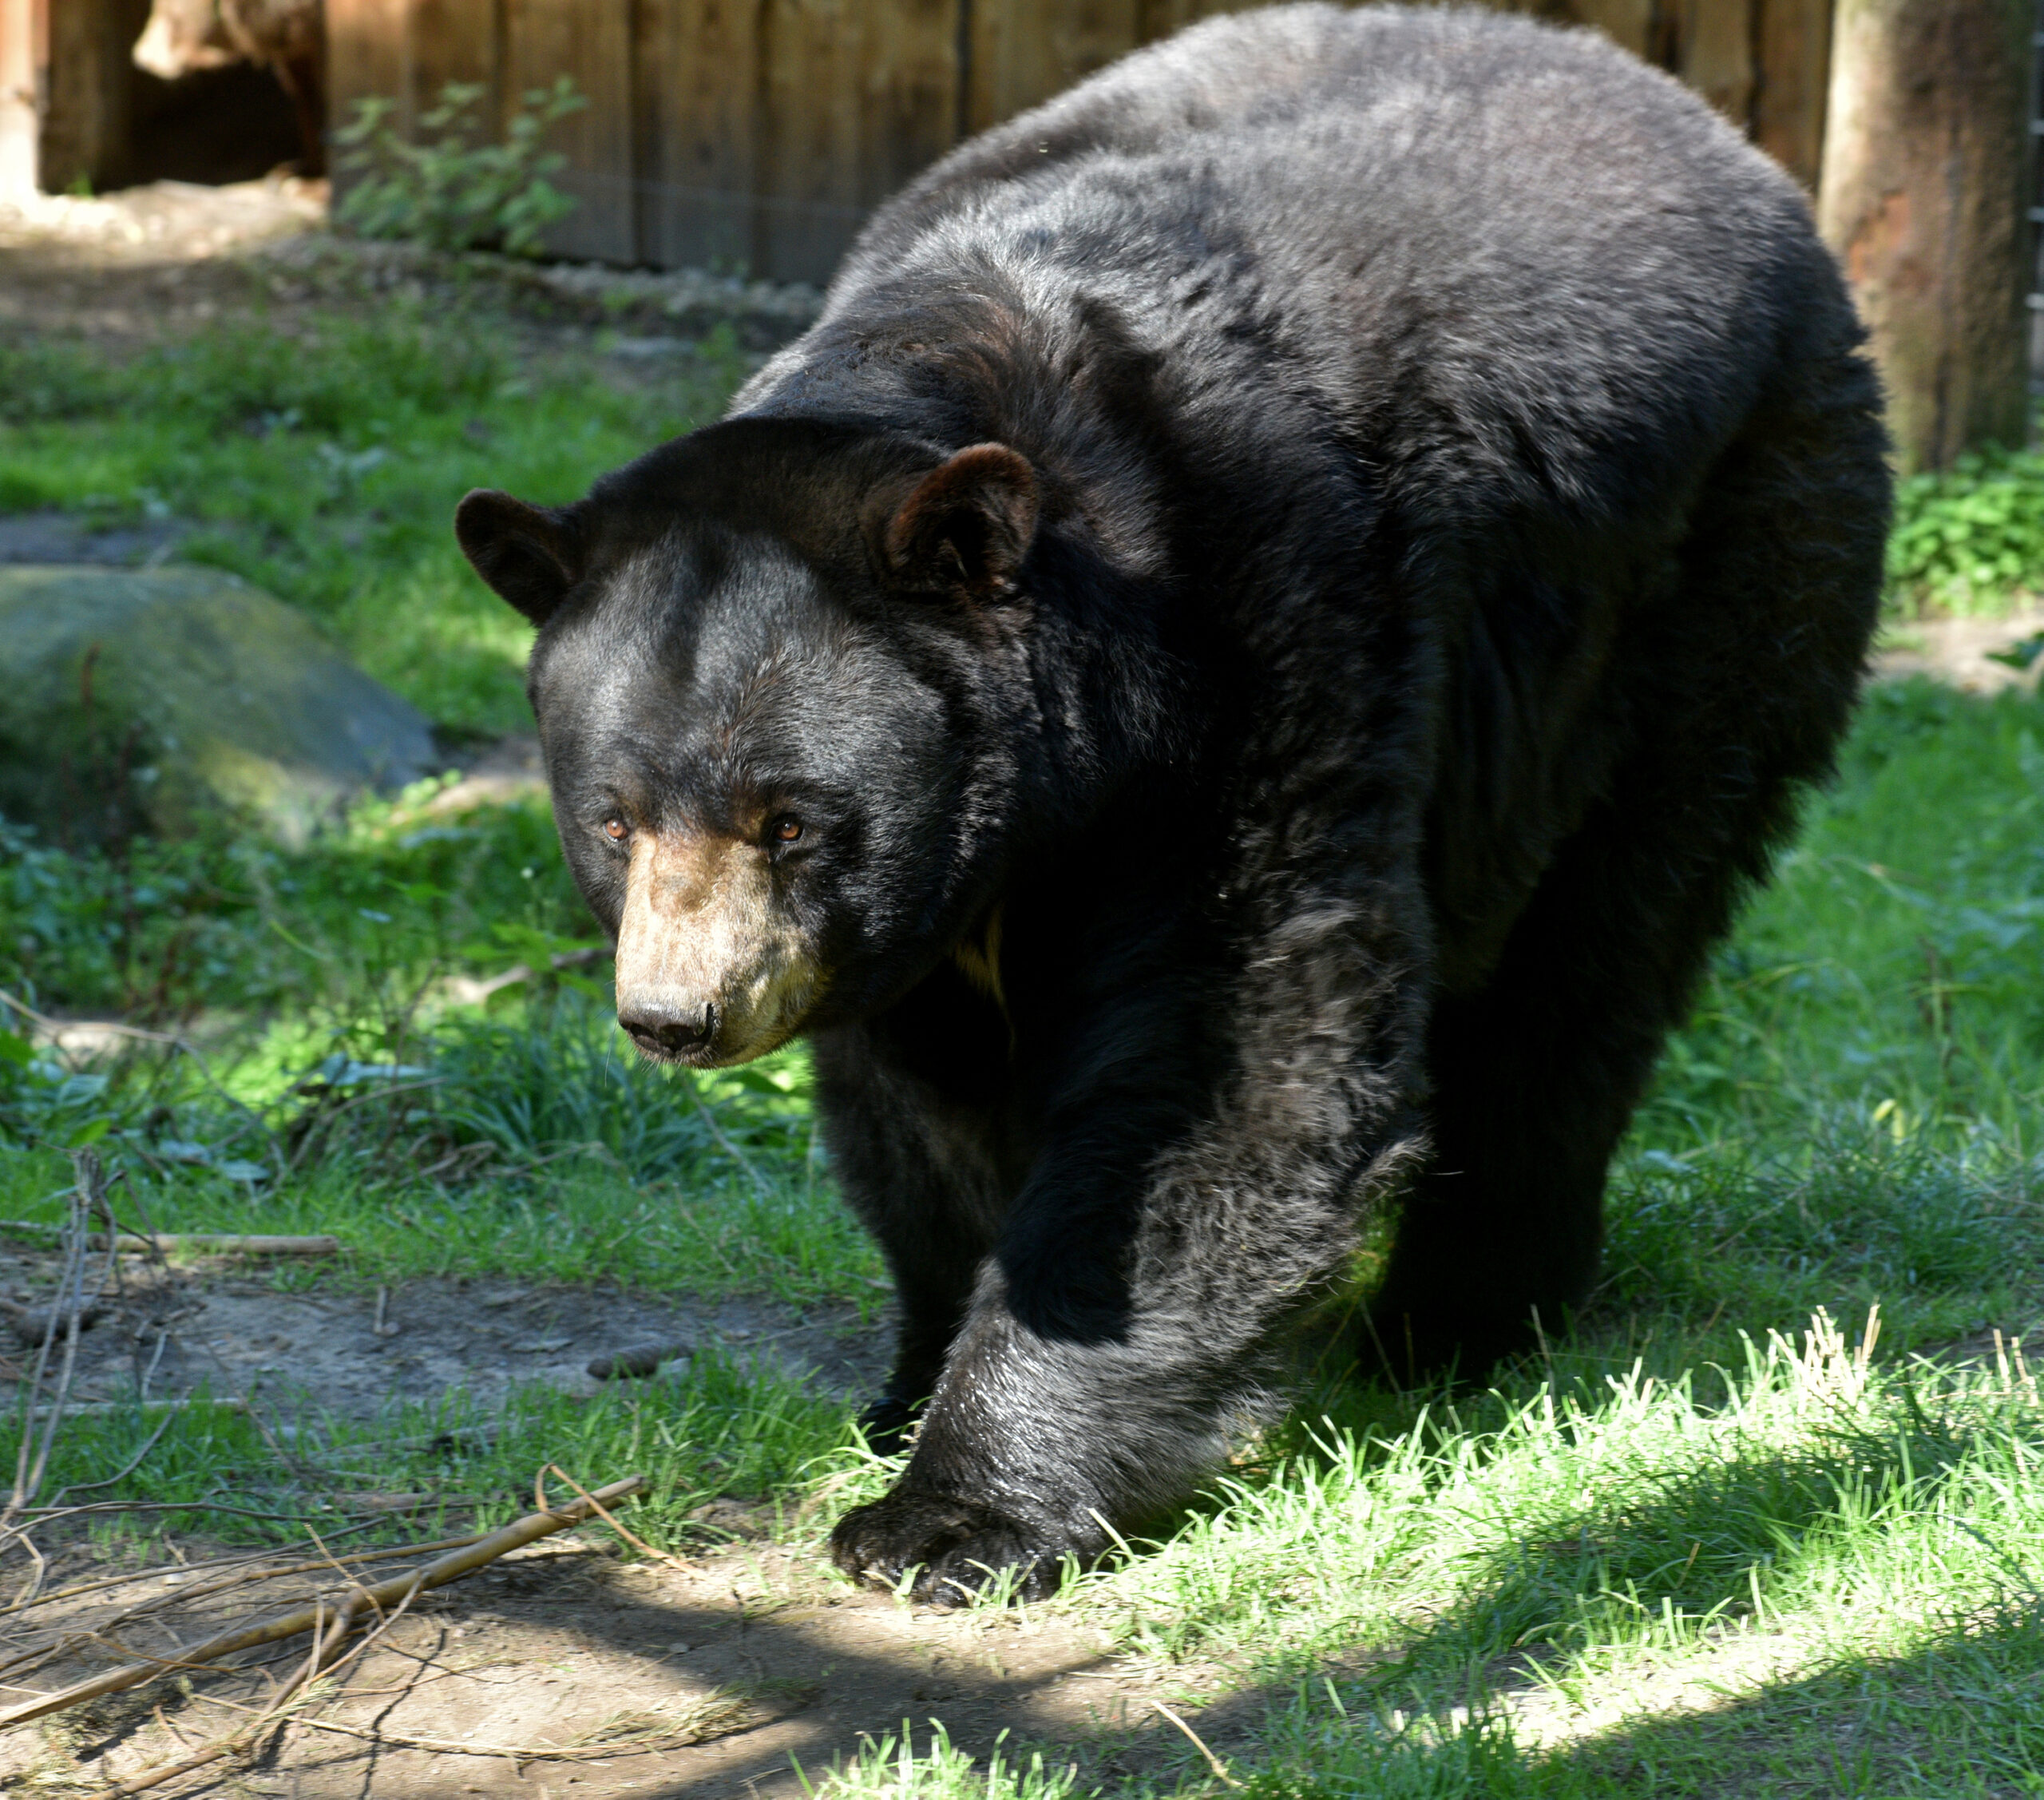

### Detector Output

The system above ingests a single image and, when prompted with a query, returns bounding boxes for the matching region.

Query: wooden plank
[964,0,1143,137]
[1750,0,1832,188]
[0,0,41,203]
[408,0,500,125]
[855,0,955,209]
[633,0,763,272]
[1674,0,1756,126]
[36,0,149,190]
[326,0,410,221]
[1138,0,1245,43]
[504,0,634,261]
[1565,0,1654,60]
[757,0,869,283]
[327,0,412,132]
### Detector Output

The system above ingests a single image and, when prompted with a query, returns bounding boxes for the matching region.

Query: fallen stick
[83,1572,431,1800]
[190,1692,757,1762]
[0,1473,648,1731]
[5,1531,486,1618]
[0,1227,340,1257]
[91,1234,341,1258]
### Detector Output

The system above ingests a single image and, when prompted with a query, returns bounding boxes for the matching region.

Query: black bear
[456,3,1889,1603]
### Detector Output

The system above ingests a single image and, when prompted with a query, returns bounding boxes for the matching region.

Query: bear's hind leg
[1373,373,1885,1378]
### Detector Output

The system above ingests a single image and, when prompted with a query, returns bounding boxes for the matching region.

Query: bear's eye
[769,816,803,845]
[600,818,629,844]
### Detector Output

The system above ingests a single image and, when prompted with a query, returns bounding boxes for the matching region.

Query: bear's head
[455,416,1042,1068]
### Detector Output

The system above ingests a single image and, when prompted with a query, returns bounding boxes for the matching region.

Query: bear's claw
[829,1490,1068,1606]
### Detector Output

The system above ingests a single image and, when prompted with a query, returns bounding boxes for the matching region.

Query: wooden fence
[326,0,1836,283]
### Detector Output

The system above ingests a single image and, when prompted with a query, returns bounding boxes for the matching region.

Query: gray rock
[0,565,437,846]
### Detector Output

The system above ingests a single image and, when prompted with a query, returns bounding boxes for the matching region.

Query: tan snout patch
[614,831,822,1063]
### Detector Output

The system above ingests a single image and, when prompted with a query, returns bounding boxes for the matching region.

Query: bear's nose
[618,999,717,1058]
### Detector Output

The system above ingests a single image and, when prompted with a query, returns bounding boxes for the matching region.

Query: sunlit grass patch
[0,1024,880,1307]
[804,1723,1087,1800]
[1056,1313,2044,1791]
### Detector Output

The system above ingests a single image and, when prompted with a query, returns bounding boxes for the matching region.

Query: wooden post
[633,0,762,273]
[35,0,150,193]
[0,0,41,204]
[1750,0,1832,190]
[505,0,635,261]
[1818,0,2033,471]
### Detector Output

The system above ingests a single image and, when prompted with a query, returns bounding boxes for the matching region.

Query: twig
[0,1532,485,1632]
[79,1632,342,1800]
[39,1410,180,1512]
[0,1224,283,1261]
[541,1463,687,1570]
[5,1183,89,1524]
[1151,1701,1240,1789]
[96,1234,340,1257]
[72,1575,414,1800]
[0,1476,647,1731]
[2,1489,434,1534]
[0,1153,120,1590]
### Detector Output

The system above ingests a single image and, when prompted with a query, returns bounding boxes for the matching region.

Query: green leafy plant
[334,77,588,257]
[1887,442,2044,616]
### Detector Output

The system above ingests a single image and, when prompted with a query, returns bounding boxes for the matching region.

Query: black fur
[458,4,1890,1604]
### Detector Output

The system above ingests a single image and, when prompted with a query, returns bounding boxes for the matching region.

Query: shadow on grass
[1214,1609,2044,1798]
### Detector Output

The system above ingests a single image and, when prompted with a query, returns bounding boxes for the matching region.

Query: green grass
[6,302,2044,1793]
[14,1346,856,1561]
[0,309,750,731]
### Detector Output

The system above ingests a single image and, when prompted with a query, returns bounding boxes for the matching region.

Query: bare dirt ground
[0,1248,883,1423]
[0,1250,1215,1799]
[0,1245,1230,1800]
[0,175,819,359]
[0,1251,1210,1800]
[2,1528,1232,1800]
[1872,606,2044,694]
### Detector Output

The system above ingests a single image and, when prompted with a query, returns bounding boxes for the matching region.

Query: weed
[335,78,589,257]
[1889,443,2044,616]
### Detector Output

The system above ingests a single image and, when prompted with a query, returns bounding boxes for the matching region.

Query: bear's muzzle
[612,830,821,1066]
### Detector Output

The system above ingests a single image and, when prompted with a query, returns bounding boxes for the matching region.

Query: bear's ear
[455,489,584,627]
[879,444,1039,600]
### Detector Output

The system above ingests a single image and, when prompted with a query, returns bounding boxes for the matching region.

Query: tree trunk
[1816,0,2032,474]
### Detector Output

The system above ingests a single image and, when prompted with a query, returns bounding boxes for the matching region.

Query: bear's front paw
[829,1488,1074,1605]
